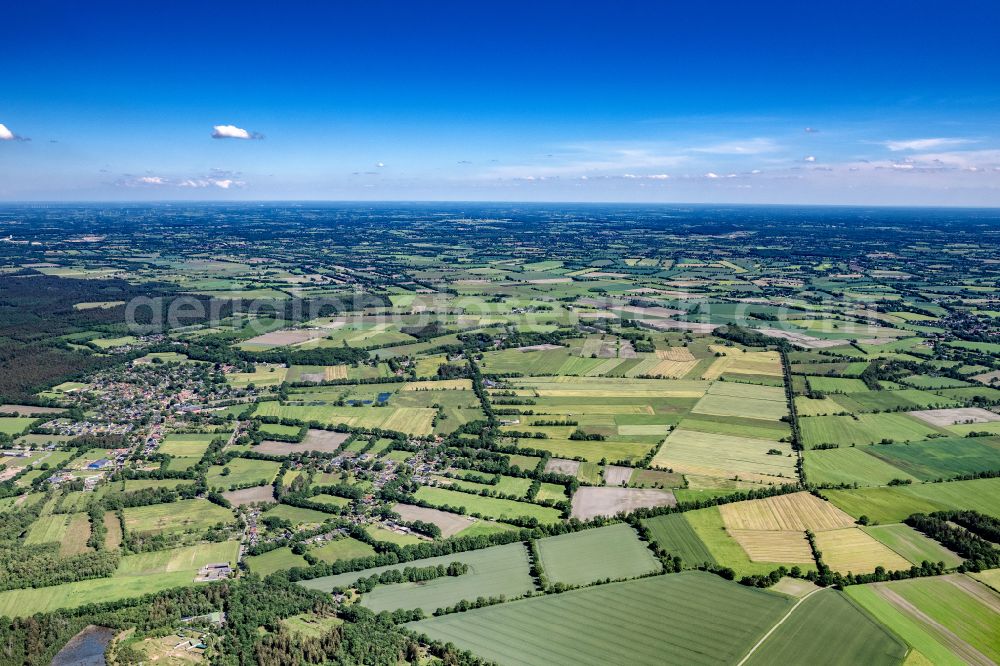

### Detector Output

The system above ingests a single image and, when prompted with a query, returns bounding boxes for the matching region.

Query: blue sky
[2,1,1000,205]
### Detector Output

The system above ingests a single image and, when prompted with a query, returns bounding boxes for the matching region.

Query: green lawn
[536,523,660,586]
[407,572,793,666]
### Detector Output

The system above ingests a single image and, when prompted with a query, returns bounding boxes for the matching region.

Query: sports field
[408,572,793,666]
[537,523,660,586]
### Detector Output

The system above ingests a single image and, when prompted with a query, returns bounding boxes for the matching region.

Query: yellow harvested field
[719,491,856,532]
[535,388,704,398]
[401,379,472,391]
[652,429,796,485]
[648,359,700,378]
[729,529,814,563]
[324,365,348,380]
[60,513,93,557]
[814,527,912,574]
[381,407,436,434]
[701,357,730,381]
[726,358,783,376]
[702,347,782,379]
[656,347,696,362]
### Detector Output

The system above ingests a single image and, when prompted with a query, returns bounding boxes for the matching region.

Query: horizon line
[2,199,1000,211]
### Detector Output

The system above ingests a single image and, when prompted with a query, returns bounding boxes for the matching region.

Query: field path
[873,583,994,666]
[949,574,1000,614]
[735,586,825,666]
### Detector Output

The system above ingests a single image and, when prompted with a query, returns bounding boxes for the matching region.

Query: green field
[862,524,964,568]
[263,503,333,527]
[805,376,871,393]
[0,417,35,435]
[800,413,947,447]
[115,541,239,575]
[365,525,427,546]
[642,512,717,566]
[745,589,907,666]
[847,576,1000,664]
[0,572,197,617]
[310,537,376,564]
[823,478,1000,523]
[258,422,302,437]
[206,458,282,490]
[407,572,793,666]
[803,447,917,486]
[122,499,234,535]
[685,506,813,577]
[158,432,229,457]
[536,523,660,586]
[300,542,534,613]
[865,437,1000,480]
[412,486,562,524]
[246,547,308,576]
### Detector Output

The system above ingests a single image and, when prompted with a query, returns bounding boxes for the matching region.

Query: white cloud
[704,172,720,179]
[376,161,385,168]
[178,178,243,189]
[0,123,28,141]
[803,155,816,162]
[692,138,779,155]
[211,124,263,140]
[883,138,971,151]
[117,173,244,189]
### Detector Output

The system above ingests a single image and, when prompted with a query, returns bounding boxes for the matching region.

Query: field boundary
[735,587,826,666]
